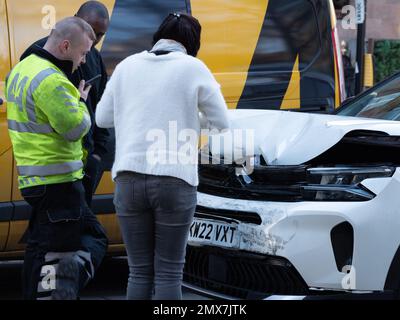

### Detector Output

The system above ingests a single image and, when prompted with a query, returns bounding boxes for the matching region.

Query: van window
[101,0,189,74]
[252,0,321,73]
[237,0,327,110]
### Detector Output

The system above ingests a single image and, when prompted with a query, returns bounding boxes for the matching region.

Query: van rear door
[0,0,12,252]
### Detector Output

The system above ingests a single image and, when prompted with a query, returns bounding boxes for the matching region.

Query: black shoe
[51,257,80,300]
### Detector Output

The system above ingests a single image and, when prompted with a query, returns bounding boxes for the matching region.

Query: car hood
[209,109,400,165]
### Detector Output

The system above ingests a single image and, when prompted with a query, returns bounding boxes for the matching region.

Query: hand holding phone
[84,74,101,88]
[79,80,93,102]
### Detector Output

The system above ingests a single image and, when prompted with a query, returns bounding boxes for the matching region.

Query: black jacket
[21,38,110,158]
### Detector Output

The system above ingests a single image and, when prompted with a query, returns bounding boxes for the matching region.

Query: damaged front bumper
[184,167,400,299]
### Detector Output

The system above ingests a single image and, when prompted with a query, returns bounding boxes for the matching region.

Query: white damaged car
[183,73,400,299]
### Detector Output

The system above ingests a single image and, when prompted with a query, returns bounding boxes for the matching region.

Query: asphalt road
[0,257,208,300]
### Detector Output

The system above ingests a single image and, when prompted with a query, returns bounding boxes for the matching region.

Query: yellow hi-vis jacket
[6,54,91,189]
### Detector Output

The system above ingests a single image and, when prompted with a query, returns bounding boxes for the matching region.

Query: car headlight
[198,149,396,202]
[304,166,395,201]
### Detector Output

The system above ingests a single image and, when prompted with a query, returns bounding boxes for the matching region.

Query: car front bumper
[187,170,400,296]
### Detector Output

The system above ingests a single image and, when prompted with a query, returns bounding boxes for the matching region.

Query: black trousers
[21,180,108,300]
[82,154,103,207]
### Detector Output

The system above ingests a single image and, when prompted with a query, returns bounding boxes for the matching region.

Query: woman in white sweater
[96,13,229,300]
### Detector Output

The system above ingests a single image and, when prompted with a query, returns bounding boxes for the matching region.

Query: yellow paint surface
[0,148,12,202]
[191,0,269,108]
[5,220,27,251]
[0,222,9,251]
[96,171,114,195]
[6,0,115,66]
[280,55,300,110]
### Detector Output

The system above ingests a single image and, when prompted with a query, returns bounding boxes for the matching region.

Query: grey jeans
[114,171,197,300]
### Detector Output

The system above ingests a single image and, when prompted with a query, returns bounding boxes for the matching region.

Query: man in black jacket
[21,1,110,206]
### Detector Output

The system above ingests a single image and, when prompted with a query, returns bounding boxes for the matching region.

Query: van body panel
[0,0,12,199]
[0,0,11,251]
[100,0,340,112]
[5,220,27,251]
[191,0,270,108]
[237,0,337,112]
[6,0,116,64]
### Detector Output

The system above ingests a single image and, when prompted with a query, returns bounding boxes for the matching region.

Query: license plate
[188,218,239,248]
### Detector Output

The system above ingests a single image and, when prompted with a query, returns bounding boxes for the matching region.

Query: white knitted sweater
[96,39,229,186]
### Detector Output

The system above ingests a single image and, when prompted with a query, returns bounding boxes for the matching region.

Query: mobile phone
[84,74,101,87]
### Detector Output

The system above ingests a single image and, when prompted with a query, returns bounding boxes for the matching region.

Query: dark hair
[76,1,109,20]
[153,13,201,57]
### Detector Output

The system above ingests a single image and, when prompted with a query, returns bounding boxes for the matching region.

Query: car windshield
[337,75,400,120]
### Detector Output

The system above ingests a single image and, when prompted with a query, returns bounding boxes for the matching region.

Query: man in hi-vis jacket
[6,17,108,300]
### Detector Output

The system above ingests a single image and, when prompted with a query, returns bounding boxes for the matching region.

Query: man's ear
[59,40,70,54]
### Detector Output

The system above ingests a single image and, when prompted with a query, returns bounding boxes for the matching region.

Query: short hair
[77,1,110,20]
[50,17,96,45]
[153,13,201,57]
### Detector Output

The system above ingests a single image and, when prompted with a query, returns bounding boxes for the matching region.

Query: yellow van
[0,0,344,258]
